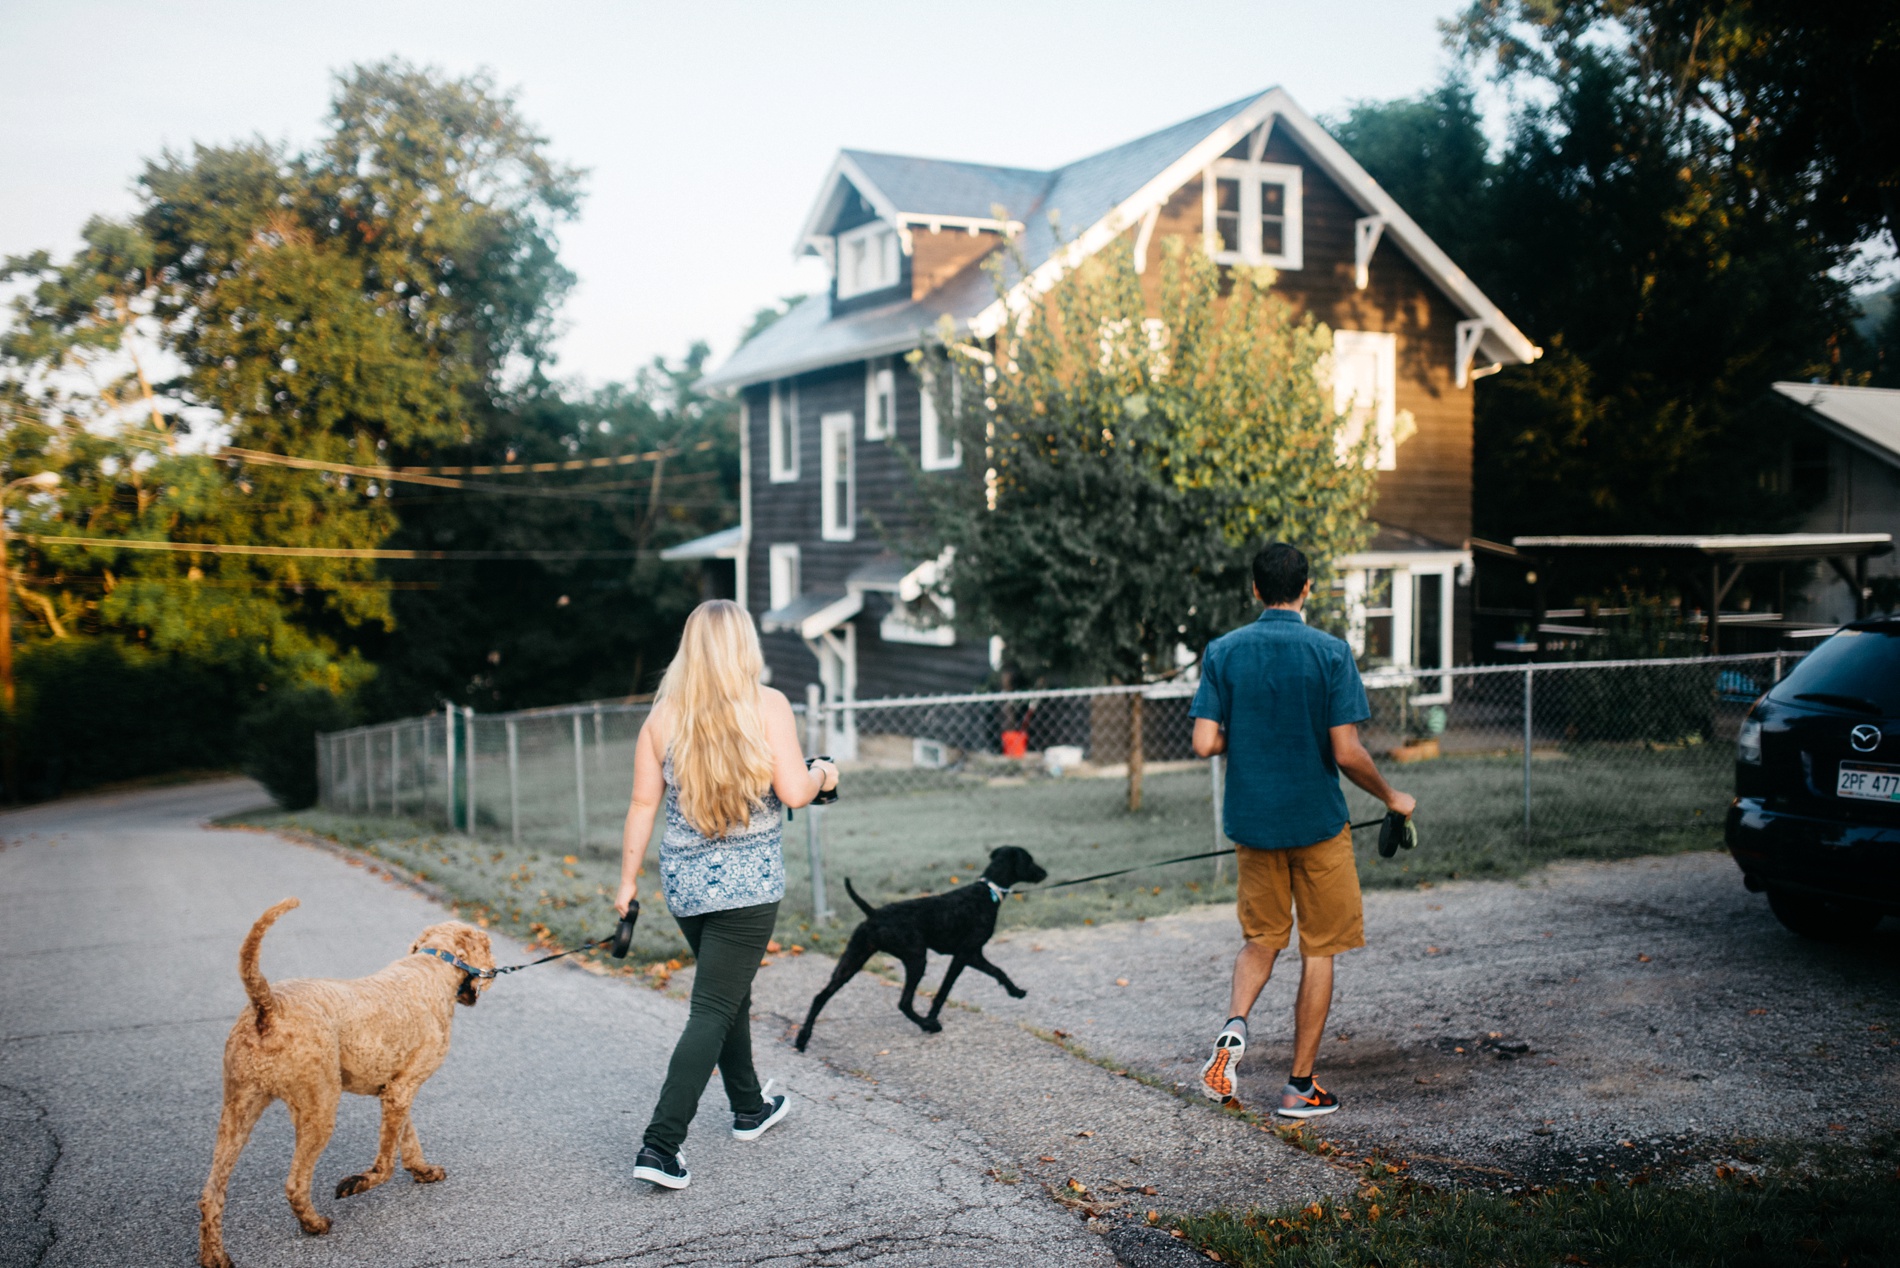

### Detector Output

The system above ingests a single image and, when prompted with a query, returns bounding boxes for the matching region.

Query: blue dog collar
[417,947,494,979]
[985,880,1011,903]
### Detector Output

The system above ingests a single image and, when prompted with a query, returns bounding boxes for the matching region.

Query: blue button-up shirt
[1190,608,1370,851]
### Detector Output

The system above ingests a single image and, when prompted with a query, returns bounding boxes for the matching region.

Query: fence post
[805,682,832,923]
[1209,753,1226,883]
[390,727,400,817]
[1771,652,1785,684]
[507,718,520,848]
[1522,666,1534,842]
[464,707,477,836]
[358,731,369,814]
[444,703,457,831]
[593,703,606,775]
[573,713,588,855]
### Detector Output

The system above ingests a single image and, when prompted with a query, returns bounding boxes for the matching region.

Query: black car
[1727,616,1900,939]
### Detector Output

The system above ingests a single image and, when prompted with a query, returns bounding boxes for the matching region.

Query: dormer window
[1203,160,1302,269]
[837,221,901,298]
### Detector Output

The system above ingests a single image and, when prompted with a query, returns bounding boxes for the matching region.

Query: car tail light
[1737,715,1763,765]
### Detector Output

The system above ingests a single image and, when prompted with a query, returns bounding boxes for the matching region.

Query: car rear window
[1770,626,1900,717]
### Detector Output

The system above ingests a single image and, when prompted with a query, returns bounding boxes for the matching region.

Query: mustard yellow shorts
[1234,824,1364,957]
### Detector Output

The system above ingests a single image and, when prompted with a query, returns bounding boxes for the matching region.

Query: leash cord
[1039,815,1387,891]
[488,936,615,977]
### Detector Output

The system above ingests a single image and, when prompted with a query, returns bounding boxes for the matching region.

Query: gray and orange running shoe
[1275,1081,1339,1119]
[1199,1019,1247,1101]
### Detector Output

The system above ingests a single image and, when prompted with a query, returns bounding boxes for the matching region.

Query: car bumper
[1726,798,1900,912]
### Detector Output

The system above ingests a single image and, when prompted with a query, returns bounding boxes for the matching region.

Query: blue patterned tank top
[656,755,786,917]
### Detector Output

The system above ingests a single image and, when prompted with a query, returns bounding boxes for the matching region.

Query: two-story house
[679,86,1539,747]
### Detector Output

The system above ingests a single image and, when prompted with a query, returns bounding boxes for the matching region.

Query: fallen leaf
[949,876,958,884]
[1146,1210,1159,1223]
[1828,1123,1847,1132]
[1040,1155,1057,1162]
[666,959,682,970]
[1748,1008,1768,1016]
[1169,1229,1186,1239]
[1426,946,1441,955]
[1141,1185,1158,1196]
[1053,1030,1069,1039]
[1637,954,1651,963]
[877,1050,890,1056]
[766,940,781,953]
[1076,1130,1095,1138]
[1066,1178,1088,1194]
[760,958,772,967]
[1115,977,1130,987]
[790,945,805,954]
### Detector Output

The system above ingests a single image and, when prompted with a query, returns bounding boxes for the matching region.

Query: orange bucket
[1001,729,1028,759]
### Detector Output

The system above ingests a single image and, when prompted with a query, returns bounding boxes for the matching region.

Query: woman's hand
[810,758,839,792]
[614,877,639,917]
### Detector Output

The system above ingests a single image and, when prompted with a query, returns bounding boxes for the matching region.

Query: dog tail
[844,878,878,920]
[240,898,299,1033]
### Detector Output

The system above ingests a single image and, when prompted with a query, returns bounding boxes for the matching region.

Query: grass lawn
[1167,1147,1900,1268]
[238,742,1726,966]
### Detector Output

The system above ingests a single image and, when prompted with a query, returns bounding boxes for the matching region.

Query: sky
[1,0,1473,389]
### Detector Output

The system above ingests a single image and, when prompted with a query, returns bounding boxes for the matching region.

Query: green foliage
[917,239,1374,685]
[236,687,358,809]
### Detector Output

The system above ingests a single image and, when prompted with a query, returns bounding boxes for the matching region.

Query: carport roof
[1510,533,1892,564]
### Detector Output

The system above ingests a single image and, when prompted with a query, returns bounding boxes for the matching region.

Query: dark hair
[1252,542,1310,606]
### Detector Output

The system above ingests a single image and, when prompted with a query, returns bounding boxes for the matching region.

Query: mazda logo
[1850,724,1882,753]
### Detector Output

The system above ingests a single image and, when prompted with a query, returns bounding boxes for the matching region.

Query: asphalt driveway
[0,780,1123,1268]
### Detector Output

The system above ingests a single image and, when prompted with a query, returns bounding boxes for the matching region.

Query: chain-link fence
[318,651,1797,925]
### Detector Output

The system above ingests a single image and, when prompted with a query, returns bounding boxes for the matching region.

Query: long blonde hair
[654,600,776,838]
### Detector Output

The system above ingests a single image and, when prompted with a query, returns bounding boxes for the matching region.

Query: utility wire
[23,535,655,561]
[222,441,719,499]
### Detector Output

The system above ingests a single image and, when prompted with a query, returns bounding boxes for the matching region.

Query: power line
[24,535,654,561]
[221,440,720,499]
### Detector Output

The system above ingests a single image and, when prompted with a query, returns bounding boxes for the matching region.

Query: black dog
[794,846,1046,1051]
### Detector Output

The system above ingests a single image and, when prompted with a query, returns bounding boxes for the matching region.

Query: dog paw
[919,1019,943,1033]
[298,1214,332,1236]
[199,1248,234,1268]
[408,1164,446,1184]
[1007,986,1028,998]
[334,1173,376,1199]
[794,1035,811,1052]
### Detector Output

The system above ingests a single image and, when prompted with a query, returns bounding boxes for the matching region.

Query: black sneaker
[633,1144,690,1189]
[731,1079,790,1141]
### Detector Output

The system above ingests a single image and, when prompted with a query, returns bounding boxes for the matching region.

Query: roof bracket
[1353,216,1385,290]
[1455,319,1488,389]
[1132,205,1160,274]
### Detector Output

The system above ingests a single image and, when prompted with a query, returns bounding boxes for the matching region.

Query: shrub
[236,688,356,809]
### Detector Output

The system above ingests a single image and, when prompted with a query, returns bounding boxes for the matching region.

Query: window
[768,544,800,612]
[1413,571,1447,700]
[767,383,798,482]
[1203,160,1302,269]
[819,412,855,541]
[837,221,901,299]
[864,358,895,441]
[918,366,961,471]
[1343,563,1454,704]
[1331,330,1397,471]
[880,596,956,646]
[1358,569,1396,667]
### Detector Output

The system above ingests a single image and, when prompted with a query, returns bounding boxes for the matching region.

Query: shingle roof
[1773,381,1900,469]
[704,88,1534,390]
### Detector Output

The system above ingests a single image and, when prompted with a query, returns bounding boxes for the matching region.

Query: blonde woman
[614,600,837,1189]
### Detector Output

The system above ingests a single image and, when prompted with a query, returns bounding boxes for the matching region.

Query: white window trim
[864,358,895,441]
[919,368,962,471]
[768,543,801,612]
[819,411,856,542]
[1202,160,1303,270]
[1407,566,1455,705]
[1331,330,1398,471]
[1341,559,1460,705]
[767,383,798,483]
[836,220,901,299]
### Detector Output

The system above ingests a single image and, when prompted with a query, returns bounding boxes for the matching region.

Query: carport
[1507,533,1894,653]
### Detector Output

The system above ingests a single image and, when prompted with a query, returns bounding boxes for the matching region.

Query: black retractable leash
[785,755,839,820]
[419,900,643,988]
[1039,811,1415,891]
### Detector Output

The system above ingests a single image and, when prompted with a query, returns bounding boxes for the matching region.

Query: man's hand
[1386,790,1416,818]
[614,878,639,916]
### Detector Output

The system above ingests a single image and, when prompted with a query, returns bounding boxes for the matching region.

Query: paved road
[0,781,1126,1268]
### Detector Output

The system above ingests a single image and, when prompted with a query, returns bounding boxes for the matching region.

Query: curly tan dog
[197,897,494,1268]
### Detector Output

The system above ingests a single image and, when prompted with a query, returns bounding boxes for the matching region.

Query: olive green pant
[642,900,779,1154]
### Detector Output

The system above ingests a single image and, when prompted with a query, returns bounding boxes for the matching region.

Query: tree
[917,239,1375,807]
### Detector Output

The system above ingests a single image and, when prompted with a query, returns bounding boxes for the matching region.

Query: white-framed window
[837,221,901,299]
[1331,330,1398,471]
[864,358,895,441]
[918,366,962,471]
[1343,563,1455,705]
[819,411,855,541]
[767,383,798,482]
[1203,160,1303,269]
[768,544,800,612]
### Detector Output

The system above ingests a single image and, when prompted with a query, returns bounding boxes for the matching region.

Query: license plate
[1837,762,1900,803]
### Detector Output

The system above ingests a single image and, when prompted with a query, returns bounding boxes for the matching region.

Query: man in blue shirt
[1189,542,1414,1119]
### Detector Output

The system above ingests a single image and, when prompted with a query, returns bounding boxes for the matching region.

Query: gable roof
[705,88,1539,391]
[1772,381,1900,471]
